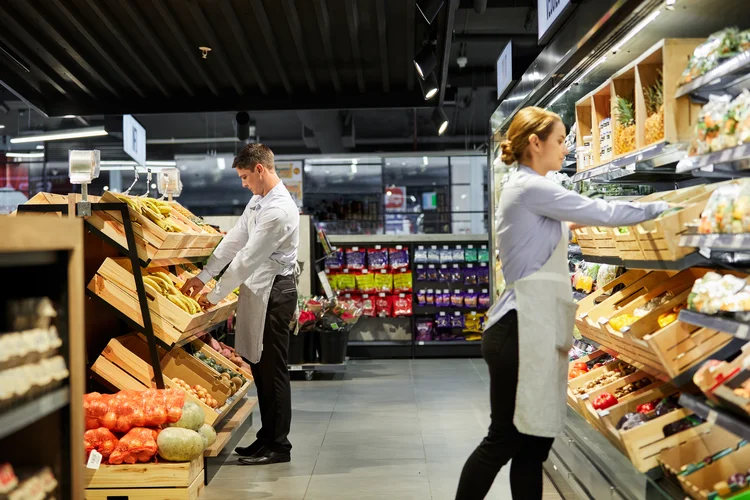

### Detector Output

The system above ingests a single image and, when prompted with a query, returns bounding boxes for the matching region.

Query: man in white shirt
[182,143,299,465]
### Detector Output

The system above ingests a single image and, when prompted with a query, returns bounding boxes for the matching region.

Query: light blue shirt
[486,165,669,331]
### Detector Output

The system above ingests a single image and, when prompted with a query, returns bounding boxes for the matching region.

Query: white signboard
[122,114,146,166]
[538,0,572,42]
[496,43,513,100]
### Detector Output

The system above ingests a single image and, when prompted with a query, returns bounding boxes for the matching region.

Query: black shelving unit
[0,388,70,441]
[577,252,712,271]
[679,393,750,442]
[313,234,490,359]
[676,49,750,102]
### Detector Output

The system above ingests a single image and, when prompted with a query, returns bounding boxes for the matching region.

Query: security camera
[457,56,468,68]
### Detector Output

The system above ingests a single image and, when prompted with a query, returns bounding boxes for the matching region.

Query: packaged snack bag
[367,247,389,270]
[346,247,366,270]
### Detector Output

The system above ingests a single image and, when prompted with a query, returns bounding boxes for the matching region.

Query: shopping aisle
[201,359,563,500]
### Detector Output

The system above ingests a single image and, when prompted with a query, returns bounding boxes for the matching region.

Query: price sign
[707,410,718,425]
[87,450,103,470]
[736,324,749,339]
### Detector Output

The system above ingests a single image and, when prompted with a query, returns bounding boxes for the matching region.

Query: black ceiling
[0,0,540,155]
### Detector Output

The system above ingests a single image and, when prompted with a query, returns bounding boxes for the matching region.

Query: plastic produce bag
[84,428,119,460]
[84,389,185,433]
[108,427,159,465]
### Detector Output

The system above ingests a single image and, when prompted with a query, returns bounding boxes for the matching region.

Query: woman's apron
[506,222,577,438]
[233,206,286,364]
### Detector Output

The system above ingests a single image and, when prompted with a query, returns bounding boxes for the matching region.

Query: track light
[235,111,251,142]
[418,73,439,100]
[414,46,437,80]
[432,108,449,136]
[417,0,444,24]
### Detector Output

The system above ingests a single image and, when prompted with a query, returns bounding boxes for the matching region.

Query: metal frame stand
[17,202,165,388]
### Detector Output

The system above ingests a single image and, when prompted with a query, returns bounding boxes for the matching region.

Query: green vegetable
[198,424,217,448]
[157,428,205,461]
[167,402,205,431]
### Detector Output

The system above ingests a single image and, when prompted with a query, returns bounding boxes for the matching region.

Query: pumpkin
[167,402,204,431]
[157,428,205,461]
[198,423,217,448]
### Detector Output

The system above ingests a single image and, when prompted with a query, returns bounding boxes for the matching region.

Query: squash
[230,377,243,391]
[198,423,217,448]
[167,402,205,431]
[157,428,205,461]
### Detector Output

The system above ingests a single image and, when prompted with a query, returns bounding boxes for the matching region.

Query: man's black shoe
[238,449,291,466]
[234,440,266,457]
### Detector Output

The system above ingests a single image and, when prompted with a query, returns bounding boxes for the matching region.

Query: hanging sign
[496,43,513,99]
[122,114,146,167]
[538,0,573,43]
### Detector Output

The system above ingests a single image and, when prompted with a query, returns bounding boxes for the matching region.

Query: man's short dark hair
[232,143,275,171]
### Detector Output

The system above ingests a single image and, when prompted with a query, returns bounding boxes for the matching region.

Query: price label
[289,365,303,371]
[580,393,590,400]
[598,317,609,325]
[733,234,746,249]
[699,247,712,259]
[736,324,750,339]
[707,410,718,425]
[597,409,610,418]
[87,450,102,470]
[720,148,735,163]
[418,341,425,345]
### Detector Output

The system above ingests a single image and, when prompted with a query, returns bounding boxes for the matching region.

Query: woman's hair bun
[500,139,515,165]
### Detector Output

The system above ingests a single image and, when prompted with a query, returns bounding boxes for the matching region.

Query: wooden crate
[191,337,254,382]
[92,334,233,425]
[634,39,705,148]
[669,440,750,499]
[574,95,595,172]
[582,372,663,442]
[24,192,221,263]
[575,269,648,345]
[88,257,237,346]
[659,426,744,479]
[611,66,638,157]
[85,456,204,500]
[614,227,645,260]
[590,227,617,256]
[620,407,712,473]
[567,360,630,417]
[573,226,599,256]
[646,320,731,380]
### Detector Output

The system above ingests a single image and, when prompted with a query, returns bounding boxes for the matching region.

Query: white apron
[233,209,286,364]
[507,222,576,437]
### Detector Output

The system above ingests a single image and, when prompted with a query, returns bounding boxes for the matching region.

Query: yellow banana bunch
[143,271,202,315]
[114,194,182,232]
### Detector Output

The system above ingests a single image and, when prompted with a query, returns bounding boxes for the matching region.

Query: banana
[148,275,173,294]
[153,272,174,284]
[142,276,162,294]
[167,294,191,313]
[158,206,172,216]
[174,294,197,315]
[142,205,165,223]
[184,296,202,314]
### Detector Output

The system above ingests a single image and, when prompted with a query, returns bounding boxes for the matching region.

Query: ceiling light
[6,152,44,158]
[217,157,226,171]
[417,0,444,24]
[10,126,108,143]
[665,0,676,9]
[612,10,661,54]
[414,46,437,80]
[0,125,5,129]
[62,115,77,119]
[103,186,109,191]
[432,108,449,136]
[423,156,429,166]
[100,160,177,167]
[350,163,358,174]
[419,72,439,100]
[36,145,44,150]
[574,56,607,84]
[505,93,528,103]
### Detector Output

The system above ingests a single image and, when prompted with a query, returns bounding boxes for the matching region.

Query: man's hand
[568,222,585,231]
[181,276,205,298]
[197,293,215,311]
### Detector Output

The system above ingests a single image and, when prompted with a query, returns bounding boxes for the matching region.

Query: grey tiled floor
[202,359,563,500]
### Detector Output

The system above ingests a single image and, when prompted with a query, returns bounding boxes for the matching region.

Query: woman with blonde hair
[455,107,668,499]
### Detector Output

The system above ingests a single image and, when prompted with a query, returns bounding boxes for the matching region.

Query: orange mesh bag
[83,428,119,460]
[84,390,185,432]
[108,427,159,465]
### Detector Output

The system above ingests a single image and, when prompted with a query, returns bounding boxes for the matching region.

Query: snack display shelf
[0,387,70,441]
[570,142,688,183]
[675,142,750,174]
[678,393,750,443]
[676,49,750,101]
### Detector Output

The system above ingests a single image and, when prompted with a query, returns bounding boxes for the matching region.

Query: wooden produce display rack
[17,193,252,491]
[0,217,86,500]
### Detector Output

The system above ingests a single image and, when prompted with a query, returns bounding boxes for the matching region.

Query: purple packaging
[478,289,491,310]
[438,265,451,283]
[451,289,464,308]
[435,313,450,329]
[425,289,435,306]
[367,247,389,270]
[463,264,478,285]
[325,249,344,270]
[346,247,366,270]
[416,319,434,341]
[415,265,428,282]
[464,289,478,309]
[478,265,490,285]
[451,264,463,284]
[417,290,427,307]
[451,312,465,329]
[389,246,410,270]
[426,265,439,281]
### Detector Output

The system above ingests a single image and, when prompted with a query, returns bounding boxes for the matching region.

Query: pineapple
[614,95,636,155]
[645,73,665,145]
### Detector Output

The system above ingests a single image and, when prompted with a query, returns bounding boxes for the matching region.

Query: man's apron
[233,207,286,364]
[506,222,576,437]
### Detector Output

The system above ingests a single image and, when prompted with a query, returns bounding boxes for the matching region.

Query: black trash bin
[288,331,306,365]
[319,329,349,364]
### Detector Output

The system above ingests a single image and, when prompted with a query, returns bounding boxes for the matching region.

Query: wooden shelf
[0,387,70,441]
[204,395,258,458]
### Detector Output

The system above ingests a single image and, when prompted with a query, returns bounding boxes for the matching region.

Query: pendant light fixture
[418,73,439,100]
[432,108,449,136]
[414,46,437,80]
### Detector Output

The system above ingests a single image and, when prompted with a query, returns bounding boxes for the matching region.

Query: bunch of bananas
[115,195,182,233]
[142,271,202,315]
[171,203,219,234]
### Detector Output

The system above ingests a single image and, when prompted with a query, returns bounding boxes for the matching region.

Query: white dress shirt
[198,180,299,304]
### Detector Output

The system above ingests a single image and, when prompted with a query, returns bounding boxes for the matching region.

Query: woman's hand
[567,222,585,231]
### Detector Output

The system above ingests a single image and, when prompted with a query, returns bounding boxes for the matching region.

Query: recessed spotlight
[432,108,449,136]
[414,46,437,80]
